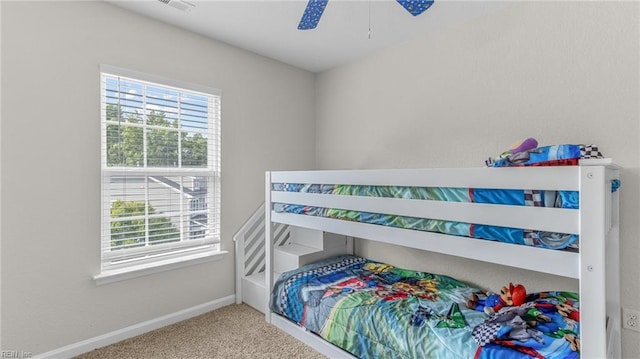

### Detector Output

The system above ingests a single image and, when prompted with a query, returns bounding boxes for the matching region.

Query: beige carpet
[75,304,327,359]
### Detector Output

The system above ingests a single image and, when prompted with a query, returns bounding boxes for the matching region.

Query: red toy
[502,282,527,307]
[467,282,527,315]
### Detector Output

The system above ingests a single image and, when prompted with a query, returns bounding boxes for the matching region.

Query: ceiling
[108,0,505,73]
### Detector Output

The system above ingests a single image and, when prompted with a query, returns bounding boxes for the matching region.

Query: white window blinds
[100,66,221,270]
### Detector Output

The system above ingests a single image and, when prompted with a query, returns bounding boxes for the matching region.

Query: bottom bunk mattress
[270,255,581,359]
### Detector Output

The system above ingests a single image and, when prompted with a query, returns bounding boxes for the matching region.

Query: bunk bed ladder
[234,202,290,313]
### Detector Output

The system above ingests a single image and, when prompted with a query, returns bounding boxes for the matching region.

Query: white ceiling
[108,0,506,72]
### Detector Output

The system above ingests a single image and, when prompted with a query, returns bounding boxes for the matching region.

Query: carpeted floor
[75,304,327,359]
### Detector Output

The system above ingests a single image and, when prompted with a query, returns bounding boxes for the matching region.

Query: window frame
[97,65,223,282]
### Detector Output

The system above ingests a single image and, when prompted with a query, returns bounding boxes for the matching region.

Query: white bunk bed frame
[264,159,621,359]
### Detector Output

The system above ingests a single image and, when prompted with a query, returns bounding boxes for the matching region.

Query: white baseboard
[34,294,236,359]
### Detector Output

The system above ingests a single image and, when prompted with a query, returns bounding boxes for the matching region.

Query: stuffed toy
[485,137,538,166]
[467,283,527,315]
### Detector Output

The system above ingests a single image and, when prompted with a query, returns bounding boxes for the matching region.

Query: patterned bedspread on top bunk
[273,144,609,251]
[271,255,581,359]
[273,184,579,250]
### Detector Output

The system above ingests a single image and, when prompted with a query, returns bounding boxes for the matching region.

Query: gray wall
[315,1,639,357]
[0,1,315,354]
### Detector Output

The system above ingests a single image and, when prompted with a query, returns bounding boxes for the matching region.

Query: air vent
[157,0,195,13]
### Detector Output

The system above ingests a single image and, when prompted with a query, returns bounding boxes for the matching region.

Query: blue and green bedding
[273,145,609,250]
[273,184,579,250]
[271,255,581,359]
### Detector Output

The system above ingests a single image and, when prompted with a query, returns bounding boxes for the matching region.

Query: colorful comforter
[273,144,609,251]
[270,255,582,359]
[273,184,579,250]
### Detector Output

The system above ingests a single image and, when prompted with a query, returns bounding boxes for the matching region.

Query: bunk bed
[264,159,621,359]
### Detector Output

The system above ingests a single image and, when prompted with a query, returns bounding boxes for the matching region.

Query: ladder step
[276,243,323,256]
[244,271,265,288]
[274,243,322,273]
[289,226,349,250]
[241,272,266,313]
[274,243,350,273]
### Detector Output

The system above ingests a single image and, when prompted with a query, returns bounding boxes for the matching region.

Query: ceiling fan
[298,0,435,30]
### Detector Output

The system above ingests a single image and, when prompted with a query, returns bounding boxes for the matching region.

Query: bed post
[603,164,622,358]
[579,163,617,358]
[606,166,622,358]
[265,171,273,323]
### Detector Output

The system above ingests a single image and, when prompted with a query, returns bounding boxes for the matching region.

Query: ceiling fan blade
[396,0,434,16]
[298,0,329,30]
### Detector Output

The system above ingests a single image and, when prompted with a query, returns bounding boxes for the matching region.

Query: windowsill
[93,249,228,285]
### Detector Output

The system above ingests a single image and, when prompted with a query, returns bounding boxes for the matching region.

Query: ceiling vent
[157,0,195,13]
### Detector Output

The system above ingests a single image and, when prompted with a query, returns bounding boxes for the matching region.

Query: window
[99,65,221,276]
